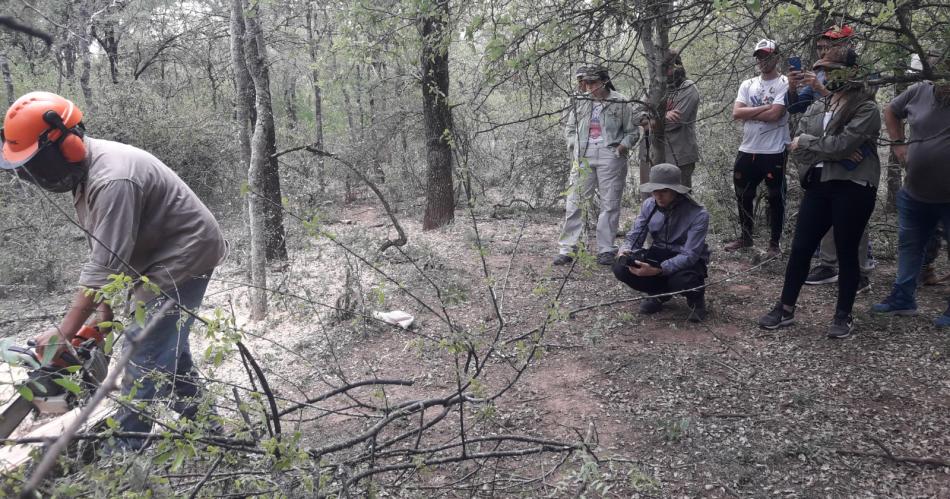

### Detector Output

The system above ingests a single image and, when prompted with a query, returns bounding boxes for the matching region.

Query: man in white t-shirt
[725,39,791,257]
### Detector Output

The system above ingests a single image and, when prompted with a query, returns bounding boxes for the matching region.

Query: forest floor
[2,199,950,497]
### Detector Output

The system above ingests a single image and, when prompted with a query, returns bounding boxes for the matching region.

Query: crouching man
[612,163,711,322]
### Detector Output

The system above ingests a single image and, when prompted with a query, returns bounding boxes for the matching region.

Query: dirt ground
[2,200,949,497]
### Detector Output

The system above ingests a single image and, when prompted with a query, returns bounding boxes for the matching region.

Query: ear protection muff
[42,110,86,163]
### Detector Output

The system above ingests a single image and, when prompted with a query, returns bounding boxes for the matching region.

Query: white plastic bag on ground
[372,310,414,329]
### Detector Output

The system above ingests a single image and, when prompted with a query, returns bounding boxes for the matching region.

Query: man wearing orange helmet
[0,91,228,451]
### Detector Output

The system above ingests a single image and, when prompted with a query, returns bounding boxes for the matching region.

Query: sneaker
[870,297,918,316]
[639,295,670,314]
[827,312,854,339]
[758,303,795,329]
[597,251,616,266]
[765,242,781,259]
[805,265,838,285]
[856,275,871,294]
[724,238,753,251]
[553,254,573,266]
[933,313,950,328]
[686,294,707,323]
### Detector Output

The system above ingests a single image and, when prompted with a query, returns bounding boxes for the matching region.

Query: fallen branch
[835,449,949,468]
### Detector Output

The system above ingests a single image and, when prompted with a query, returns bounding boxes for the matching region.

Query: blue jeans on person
[115,276,211,451]
[887,189,950,308]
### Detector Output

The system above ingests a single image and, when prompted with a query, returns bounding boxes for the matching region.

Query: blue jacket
[786,69,825,114]
[623,195,711,275]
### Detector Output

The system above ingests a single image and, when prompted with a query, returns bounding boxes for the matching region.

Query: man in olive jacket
[555,65,640,266]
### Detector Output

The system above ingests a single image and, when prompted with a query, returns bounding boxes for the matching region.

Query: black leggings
[780,180,877,315]
[733,151,787,244]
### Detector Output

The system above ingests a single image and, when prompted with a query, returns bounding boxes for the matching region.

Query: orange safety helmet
[0,91,87,170]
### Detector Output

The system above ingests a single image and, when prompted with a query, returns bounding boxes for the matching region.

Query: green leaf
[135,304,147,327]
[54,377,82,395]
[105,330,115,356]
[41,336,61,366]
[105,417,119,429]
[17,385,34,402]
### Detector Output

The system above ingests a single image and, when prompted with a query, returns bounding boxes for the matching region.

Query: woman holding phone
[757,58,880,339]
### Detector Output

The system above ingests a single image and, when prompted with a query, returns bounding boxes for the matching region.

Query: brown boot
[921,264,938,286]
[724,238,753,251]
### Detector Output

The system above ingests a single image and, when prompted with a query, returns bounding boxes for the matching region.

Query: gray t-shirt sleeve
[889,83,920,120]
[78,179,145,289]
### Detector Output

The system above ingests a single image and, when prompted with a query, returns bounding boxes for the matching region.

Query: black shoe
[827,312,854,339]
[758,303,795,329]
[596,251,616,266]
[805,266,838,285]
[686,294,707,323]
[639,296,668,314]
[553,254,573,266]
[856,275,871,294]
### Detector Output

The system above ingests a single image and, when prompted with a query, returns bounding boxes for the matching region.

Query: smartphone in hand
[788,56,802,71]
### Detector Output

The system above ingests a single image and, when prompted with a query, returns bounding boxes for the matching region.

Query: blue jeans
[116,276,211,450]
[889,189,950,307]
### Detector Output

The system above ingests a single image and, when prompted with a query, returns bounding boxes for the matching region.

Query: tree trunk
[637,0,672,166]
[244,3,288,261]
[0,53,14,106]
[92,24,120,84]
[77,0,95,114]
[886,78,909,214]
[284,75,297,130]
[307,2,327,195]
[885,17,912,214]
[419,0,455,230]
[231,0,266,320]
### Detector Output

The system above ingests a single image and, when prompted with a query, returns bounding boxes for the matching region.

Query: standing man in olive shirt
[0,92,228,450]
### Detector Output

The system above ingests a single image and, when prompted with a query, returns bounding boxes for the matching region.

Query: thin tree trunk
[637,0,671,165]
[231,0,266,320]
[307,2,326,195]
[284,76,297,130]
[0,53,14,106]
[244,3,288,261]
[419,0,455,230]
[78,0,95,114]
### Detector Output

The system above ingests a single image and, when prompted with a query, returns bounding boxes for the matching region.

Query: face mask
[15,144,86,193]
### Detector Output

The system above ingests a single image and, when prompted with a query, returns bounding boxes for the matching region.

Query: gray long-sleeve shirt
[623,196,710,275]
[660,79,701,165]
[73,137,227,301]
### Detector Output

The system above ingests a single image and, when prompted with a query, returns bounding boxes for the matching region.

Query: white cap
[753,39,777,55]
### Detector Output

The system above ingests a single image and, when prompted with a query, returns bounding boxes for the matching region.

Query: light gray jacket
[564,90,640,159]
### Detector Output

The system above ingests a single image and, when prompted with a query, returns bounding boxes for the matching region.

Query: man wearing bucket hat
[725,38,790,258]
[613,163,710,322]
[0,91,228,451]
[555,65,639,266]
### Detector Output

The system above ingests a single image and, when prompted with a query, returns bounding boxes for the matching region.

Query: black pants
[612,248,707,301]
[780,180,876,315]
[733,151,787,244]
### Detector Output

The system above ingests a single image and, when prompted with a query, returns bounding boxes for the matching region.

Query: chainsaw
[0,325,109,439]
